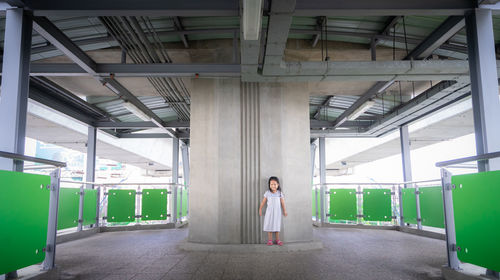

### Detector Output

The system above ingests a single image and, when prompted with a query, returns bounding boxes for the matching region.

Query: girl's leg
[267,232,273,241]
[275,232,280,241]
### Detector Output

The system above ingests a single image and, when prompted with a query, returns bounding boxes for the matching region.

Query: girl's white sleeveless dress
[263,190,284,232]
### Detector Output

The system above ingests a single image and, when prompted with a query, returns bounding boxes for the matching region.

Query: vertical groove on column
[240,82,261,244]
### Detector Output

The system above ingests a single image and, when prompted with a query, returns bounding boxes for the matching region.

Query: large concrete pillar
[189,79,312,244]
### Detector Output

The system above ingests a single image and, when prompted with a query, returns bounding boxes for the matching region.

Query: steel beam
[33,17,98,75]
[117,132,190,139]
[330,15,468,129]
[31,16,176,137]
[406,16,465,60]
[465,9,500,172]
[313,95,334,120]
[173,17,189,48]
[262,0,296,75]
[94,121,189,129]
[0,8,32,172]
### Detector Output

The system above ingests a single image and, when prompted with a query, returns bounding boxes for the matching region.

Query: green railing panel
[329,189,357,221]
[142,189,168,220]
[363,189,392,221]
[312,189,320,217]
[107,189,136,222]
[401,188,417,224]
[182,187,188,217]
[0,170,50,275]
[57,188,80,230]
[83,189,98,226]
[452,171,500,272]
[419,186,444,228]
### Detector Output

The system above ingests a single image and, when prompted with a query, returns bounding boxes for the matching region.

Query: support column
[319,137,326,225]
[0,8,32,172]
[172,137,179,223]
[466,9,500,172]
[465,9,500,278]
[400,125,421,229]
[189,79,312,244]
[78,126,97,231]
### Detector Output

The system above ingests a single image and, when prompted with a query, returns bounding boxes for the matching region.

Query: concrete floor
[32,227,447,280]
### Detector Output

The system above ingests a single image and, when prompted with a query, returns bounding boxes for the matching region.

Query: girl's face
[269,180,279,192]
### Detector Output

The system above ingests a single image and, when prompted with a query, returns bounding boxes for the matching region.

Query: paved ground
[32,227,446,280]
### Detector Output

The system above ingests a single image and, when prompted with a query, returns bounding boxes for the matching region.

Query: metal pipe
[0,151,66,167]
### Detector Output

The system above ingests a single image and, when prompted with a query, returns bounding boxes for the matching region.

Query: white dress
[263,190,284,232]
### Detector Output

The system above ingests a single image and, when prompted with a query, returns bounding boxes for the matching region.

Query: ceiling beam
[31,16,178,138]
[94,120,190,129]
[329,16,468,129]
[313,95,334,120]
[173,17,189,48]
[117,132,190,139]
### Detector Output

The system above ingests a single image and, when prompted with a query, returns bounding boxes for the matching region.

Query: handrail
[60,180,188,187]
[312,178,441,187]
[0,150,66,167]
[435,151,500,167]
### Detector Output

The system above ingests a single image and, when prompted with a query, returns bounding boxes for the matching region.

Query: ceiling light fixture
[242,0,263,40]
[122,101,151,121]
[346,100,375,121]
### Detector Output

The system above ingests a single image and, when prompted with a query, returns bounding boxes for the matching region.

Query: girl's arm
[259,197,267,216]
[281,198,288,217]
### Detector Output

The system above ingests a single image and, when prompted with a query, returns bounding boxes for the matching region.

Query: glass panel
[0,170,50,275]
[329,189,357,221]
[363,189,392,221]
[57,187,80,230]
[401,188,417,224]
[107,189,136,223]
[419,186,444,228]
[141,189,167,220]
[83,189,98,226]
[452,171,500,272]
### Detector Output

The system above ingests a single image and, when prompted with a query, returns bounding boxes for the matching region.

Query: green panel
[0,170,50,275]
[83,189,98,226]
[142,189,168,220]
[329,189,357,221]
[419,186,444,228]
[107,189,136,222]
[182,188,188,217]
[401,188,417,224]
[57,188,80,230]
[452,171,500,272]
[176,187,188,217]
[363,189,392,221]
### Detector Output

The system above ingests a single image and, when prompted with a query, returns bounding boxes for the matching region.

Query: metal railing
[0,151,65,272]
[436,151,500,276]
[312,179,442,229]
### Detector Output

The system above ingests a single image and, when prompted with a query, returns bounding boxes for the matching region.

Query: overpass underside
[1,1,500,280]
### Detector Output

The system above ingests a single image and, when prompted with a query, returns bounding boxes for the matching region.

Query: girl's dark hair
[268,176,281,191]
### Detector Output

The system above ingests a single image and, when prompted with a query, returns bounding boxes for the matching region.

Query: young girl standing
[259,176,288,246]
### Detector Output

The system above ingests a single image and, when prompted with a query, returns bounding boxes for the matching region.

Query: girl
[259,176,288,246]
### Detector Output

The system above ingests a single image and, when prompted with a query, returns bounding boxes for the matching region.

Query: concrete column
[465,9,500,172]
[172,137,179,223]
[318,137,326,225]
[0,8,32,172]
[189,79,312,244]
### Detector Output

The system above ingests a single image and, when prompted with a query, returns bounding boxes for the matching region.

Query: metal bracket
[415,191,421,195]
[167,191,172,194]
[391,192,396,195]
[137,192,142,195]
[450,243,457,252]
[79,191,84,195]
[417,218,422,222]
[103,192,108,195]
[391,216,397,219]
[103,216,107,220]
[444,183,454,191]
[326,213,330,217]
[356,192,363,195]
[78,219,83,223]
[135,215,141,218]
[357,214,364,218]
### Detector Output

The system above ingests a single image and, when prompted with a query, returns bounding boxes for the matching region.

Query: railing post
[315,187,319,222]
[42,168,61,270]
[77,184,84,232]
[441,168,460,270]
[95,185,101,227]
[319,137,326,225]
[415,183,422,230]
[398,184,404,226]
[357,185,362,225]
[179,186,183,221]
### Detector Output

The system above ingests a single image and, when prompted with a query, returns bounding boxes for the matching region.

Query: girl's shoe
[267,240,273,246]
[276,240,283,246]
